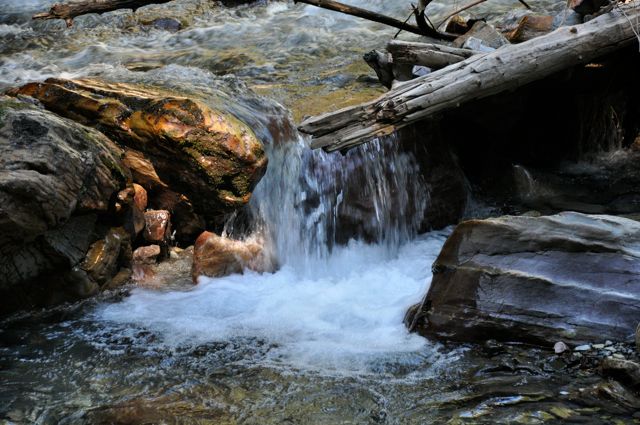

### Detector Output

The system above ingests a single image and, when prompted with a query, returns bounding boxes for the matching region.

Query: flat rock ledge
[408,212,640,346]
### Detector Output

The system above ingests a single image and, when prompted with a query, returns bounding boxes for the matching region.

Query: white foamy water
[97,231,449,372]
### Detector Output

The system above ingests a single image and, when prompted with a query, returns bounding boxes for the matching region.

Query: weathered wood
[364,49,415,88]
[294,0,455,40]
[299,4,640,152]
[33,0,173,27]
[387,40,481,69]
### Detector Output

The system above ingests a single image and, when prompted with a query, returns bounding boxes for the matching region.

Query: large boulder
[409,212,640,345]
[8,78,268,241]
[0,97,131,315]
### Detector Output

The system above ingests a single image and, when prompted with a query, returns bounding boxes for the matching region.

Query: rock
[133,246,193,288]
[117,185,146,239]
[191,231,276,283]
[512,151,640,217]
[445,15,470,35]
[570,0,610,16]
[133,245,161,265]
[132,183,148,211]
[571,380,640,415]
[150,17,182,32]
[103,267,132,290]
[8,78,268,226]
[150,190,205,245]
[506,14,554,43]
[601,357,640,389]
[411,212,640,345]
[0,97,130,315]
[452,21,509,50]
[81,227,132,286]
[575,345,591,352]
[554,342,569,354]
[143,210,171,244]
[593,343,605,349]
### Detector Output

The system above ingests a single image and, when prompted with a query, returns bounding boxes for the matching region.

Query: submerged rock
[410,212,640,345]
[8,78,268,227]
[191,231,276,283]
[0,97,130,315]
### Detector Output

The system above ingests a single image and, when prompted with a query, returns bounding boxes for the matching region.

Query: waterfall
[246,130,429,272]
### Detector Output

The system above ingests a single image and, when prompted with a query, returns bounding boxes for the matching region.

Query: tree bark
[387,40,481,69]
[294,0,455,40]
[33,0,174,27]
[299,4,640,152]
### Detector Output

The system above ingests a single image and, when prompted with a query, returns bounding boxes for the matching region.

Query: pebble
[593,344,605,349]
[605,340,613,346]
[574,344,591,352]
[554,341,569,354]
[613,353,626,359]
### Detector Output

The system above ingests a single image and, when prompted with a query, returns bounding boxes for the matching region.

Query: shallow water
[1,0,624,423]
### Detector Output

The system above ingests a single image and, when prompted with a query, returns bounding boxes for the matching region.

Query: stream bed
[0,0,632,423]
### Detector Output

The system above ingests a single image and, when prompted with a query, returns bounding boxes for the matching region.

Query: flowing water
[0,0,620,423]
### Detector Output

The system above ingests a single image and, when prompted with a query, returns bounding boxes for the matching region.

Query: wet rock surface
[0,97,130,315]
[411,212,640,345]
[191,231,275,282]
[8,78,268,223]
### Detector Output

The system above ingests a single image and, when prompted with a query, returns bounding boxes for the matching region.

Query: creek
[0,0,617,423]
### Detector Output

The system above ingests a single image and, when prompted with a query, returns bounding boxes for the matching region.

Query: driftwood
[294,0,455,40]
[299,4,640,152]
[33,0,173,27]
[387,40,480,69]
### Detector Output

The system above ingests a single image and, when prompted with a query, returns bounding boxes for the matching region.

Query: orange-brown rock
[143,210,171,244]
[150,190,205,245]
[8,78,268,224]
[191,231,276,283]
[116,184,146,238]
[506,15,554,43]
[132,183,148,211]
[132,245,161,264]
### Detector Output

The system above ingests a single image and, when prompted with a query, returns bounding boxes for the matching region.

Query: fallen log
[33,0,173,27]
[294,0,455,40]
[387,40,481,69]
[299,4,640,152]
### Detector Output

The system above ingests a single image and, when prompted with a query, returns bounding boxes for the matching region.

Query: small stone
[574,344,591,352]
[132,245,161,264]
[605,340,613,346]
[554,341,569,354]
[143,209,171,244]
[613,353,626,360]
[151,17,182,32]
[593,344,605,349]
[573,352,583,359]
